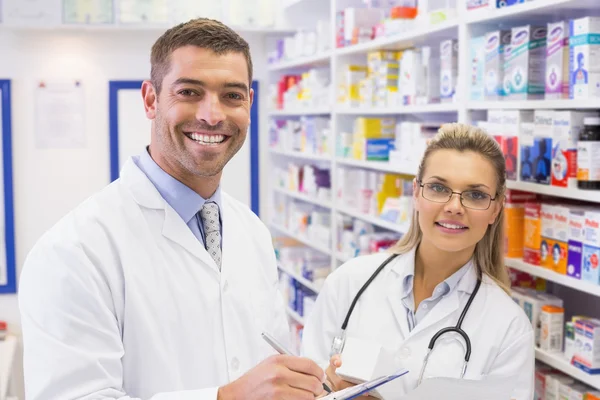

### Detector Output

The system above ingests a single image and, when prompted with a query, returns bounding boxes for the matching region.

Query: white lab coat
[301,249,535,400]
[19,158,290,400]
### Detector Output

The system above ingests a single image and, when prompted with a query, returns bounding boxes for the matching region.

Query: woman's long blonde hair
[389,123,510,293]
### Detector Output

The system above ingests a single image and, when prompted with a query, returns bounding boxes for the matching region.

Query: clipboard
[320,369,409,400]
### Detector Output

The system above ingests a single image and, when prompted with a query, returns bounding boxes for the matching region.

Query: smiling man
[19,18,325,400]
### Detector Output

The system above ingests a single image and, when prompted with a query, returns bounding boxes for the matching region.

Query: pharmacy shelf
[269,148,332,162]
[336,103,459,115]
[506,181,600,204]
[268,52,331,71]
[468,99,600,110]
[270,223,332,256]
[0,23,295,35]
[337,206,408,234]
[535,348,600,390]
[273,186,332,208]
[286,307,306,325]
[277,264,321,293]
[268,108,331,116]
[465,0,598,25]
[335,19,459,56]
[336,158,417,176]
[506,258,600,298]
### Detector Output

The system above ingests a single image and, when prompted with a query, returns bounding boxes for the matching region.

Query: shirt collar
[397,246,474,299]
[133,148,222,224]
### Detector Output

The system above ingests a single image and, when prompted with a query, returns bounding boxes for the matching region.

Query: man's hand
[217,354,326,400]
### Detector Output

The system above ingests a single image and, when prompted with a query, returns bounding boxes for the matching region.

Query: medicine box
[546,21,570,99]
[520,122,536,182]
[440,39,458,102]
[540,203,555,270]
[533,111,553,185]
[503,110,534,180]
[551,111,596,188]
[568,208,586,280]
[569,17,600,99]
[582,211,600,285]
[551,205,570,275]
[573,318,600,374]
[524,201,542,265]
[521,292,563,347]
[470,36,486,101]
[505,190,538,258]
[508,25,547,100]
[484,30,512,100]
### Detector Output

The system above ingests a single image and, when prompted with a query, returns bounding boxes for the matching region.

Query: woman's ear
[489,195,504,225]
[412,178,420,212]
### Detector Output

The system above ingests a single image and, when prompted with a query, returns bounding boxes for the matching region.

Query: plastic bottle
[577,117,600,190]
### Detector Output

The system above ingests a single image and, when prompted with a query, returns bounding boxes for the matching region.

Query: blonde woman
[302,123,534,399]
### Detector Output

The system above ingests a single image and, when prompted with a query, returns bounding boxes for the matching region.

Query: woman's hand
[323,354,374,399]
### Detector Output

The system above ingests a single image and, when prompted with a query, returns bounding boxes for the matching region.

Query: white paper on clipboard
[398,376,514,400]
[320,369,409,400]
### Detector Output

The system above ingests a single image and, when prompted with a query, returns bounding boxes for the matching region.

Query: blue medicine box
[366,138,394,161]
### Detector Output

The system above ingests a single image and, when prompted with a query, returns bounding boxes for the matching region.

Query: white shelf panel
[468,99,600,110]
[273,186,332,208]
[268,108,331,116]
[466,0,599,25]
[535,348,600,390]
[277,264,321,293]
[337,206,408,234]
[336,158,417,176]
[270,223,332,256]
[268,52,331,71]
[335,19,459,56]
[286,307,306,325]
[506,258,600,298]
[269,148,332,162]
[506,181,600,204]
[336,103,458,115]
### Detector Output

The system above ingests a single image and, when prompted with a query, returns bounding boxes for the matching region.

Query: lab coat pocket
[421,332,467,380]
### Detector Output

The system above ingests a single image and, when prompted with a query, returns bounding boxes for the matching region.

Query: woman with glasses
[302,123,534,399]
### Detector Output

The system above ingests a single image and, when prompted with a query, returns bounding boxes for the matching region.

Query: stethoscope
[329,253,482,385]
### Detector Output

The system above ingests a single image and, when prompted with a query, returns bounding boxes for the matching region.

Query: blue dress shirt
[400,260,472,331]
[132,148,222,247]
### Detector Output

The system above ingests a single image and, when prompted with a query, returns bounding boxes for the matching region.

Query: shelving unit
[286,307,306,325]
[273,186,332,209]
[277,264,321,293]
[269,148,332,162]
[270,223,332,256]
[267,0,600,388]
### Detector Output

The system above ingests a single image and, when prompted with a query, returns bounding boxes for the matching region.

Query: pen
[261,332,332,394]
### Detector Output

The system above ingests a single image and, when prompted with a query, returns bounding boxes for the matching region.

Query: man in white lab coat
[19,18,325,400]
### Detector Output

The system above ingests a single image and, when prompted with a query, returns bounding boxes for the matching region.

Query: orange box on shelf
[524,202,542,265]
[390,7,418,19]
[504,190,538,258]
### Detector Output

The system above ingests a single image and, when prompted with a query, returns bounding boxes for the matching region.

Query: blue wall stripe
[109,80,260,215]
[250,81,260,217]
[108,80,144,182]
[0,80,16,294]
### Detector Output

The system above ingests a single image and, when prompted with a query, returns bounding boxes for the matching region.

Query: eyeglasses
[418,181,496,210]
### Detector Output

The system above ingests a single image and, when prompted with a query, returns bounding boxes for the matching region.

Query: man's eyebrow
[171,78,248,93]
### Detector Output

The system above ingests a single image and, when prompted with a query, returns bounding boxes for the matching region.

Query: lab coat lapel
[387,274,411,340]
[162,205,218,270]
[120,158,218,271]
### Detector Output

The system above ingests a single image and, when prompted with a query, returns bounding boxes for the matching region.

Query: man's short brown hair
[150,18,253,94]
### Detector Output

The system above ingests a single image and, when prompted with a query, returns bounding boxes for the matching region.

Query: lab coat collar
[120,158,220,272]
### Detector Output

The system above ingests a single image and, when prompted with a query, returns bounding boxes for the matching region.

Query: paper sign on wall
[35,80,86,149]
[117,0,168,24]
[63,0,114,24]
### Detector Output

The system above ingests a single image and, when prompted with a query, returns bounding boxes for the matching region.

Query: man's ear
[141,80,158,120]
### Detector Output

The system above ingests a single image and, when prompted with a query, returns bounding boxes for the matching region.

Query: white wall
[0,27,269,398]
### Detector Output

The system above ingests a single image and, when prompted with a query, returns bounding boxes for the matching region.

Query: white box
[508,25,547,100]
[546,21,570,99]
[440,39,458,102]
[570,17,600,99]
